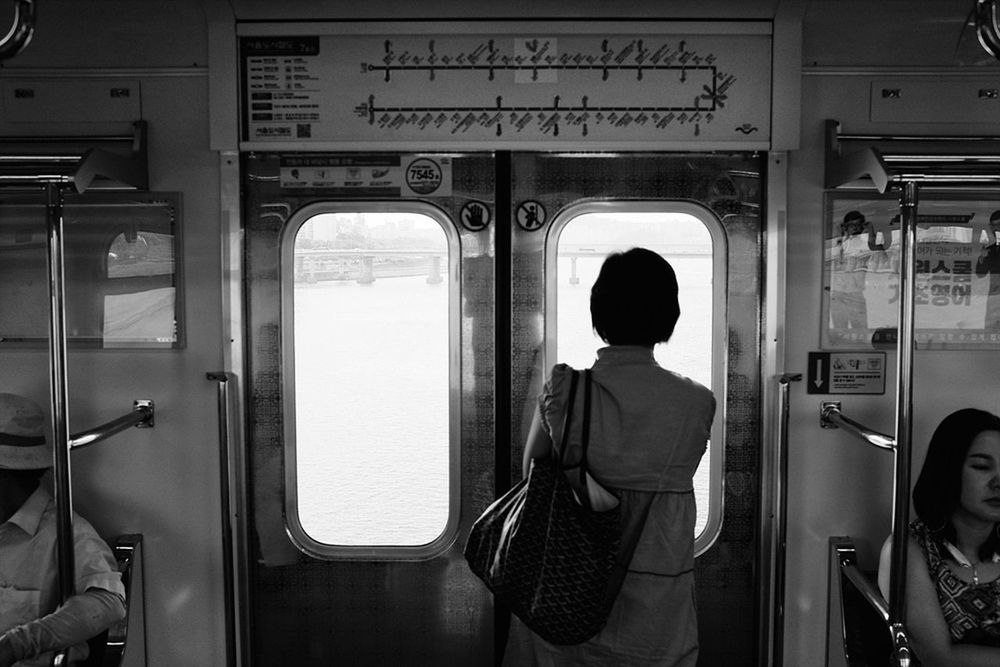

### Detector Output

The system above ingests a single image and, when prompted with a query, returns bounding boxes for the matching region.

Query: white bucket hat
[0,393,51,470]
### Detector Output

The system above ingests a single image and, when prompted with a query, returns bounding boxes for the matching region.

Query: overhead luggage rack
[824,118,1000,191]
[0,120,149,192]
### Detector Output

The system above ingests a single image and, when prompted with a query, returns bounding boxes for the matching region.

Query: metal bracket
[820,401,841,428]
[134,399,154,428]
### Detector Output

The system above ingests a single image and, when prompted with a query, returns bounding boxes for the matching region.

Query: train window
[0,192,182,348]
[548,203,726,552]
[281,203,459,558]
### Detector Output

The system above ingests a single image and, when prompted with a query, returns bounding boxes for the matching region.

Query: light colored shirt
[543,346,715,492]
[0,486,125,666]
[504,346,716,665]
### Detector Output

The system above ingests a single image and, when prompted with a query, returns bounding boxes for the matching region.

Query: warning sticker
[807,352,886,395]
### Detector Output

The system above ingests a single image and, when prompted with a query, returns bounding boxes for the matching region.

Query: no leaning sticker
[516,200,547,231]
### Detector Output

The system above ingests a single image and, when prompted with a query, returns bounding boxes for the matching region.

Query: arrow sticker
[807,351,885,395]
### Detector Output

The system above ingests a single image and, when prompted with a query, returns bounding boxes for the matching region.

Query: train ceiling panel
[1,79,141,124]
[869,78,1000,124]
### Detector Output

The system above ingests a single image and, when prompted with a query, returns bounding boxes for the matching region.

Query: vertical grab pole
[45,181,75,605]
[207,371,241,667]
[771,373,801,667]
[888,181,918,662]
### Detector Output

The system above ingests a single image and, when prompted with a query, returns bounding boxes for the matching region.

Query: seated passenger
[0,393,126,667]
[878,408,1000,666]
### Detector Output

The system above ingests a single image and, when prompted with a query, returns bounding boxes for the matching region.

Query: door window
[550,203,726,546]
[282,203,459,558]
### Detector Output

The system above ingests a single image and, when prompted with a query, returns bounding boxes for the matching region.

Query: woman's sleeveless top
[503,347,715,666]
[912,520,1000,645]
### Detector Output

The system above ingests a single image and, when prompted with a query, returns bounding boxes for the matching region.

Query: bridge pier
[569,256,580,285]
[427,255,443,284]
[297,256,317,284]
[357,256,375,284]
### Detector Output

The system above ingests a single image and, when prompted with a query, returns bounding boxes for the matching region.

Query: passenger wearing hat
[0,394,125,667]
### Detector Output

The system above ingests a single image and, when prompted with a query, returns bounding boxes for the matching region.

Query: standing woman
[878,408,1000,665]
[503,248,716,666]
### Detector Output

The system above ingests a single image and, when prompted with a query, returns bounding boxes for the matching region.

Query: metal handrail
[70,401,154,449]
[842,563,889,624]
[890,622,914,667]
[821,185,918,667]
[769,373,801,667]
[822,136,928,665]
[207,371,246,667]
[33,135,149,631]
[45,182,75,610]
[819,403,896,451]
[833,538,912,667]
[887,183,918,656]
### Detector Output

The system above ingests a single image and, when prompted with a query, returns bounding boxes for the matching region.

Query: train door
[241,151,764,665]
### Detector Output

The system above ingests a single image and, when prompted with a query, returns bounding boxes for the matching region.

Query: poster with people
[822,192,1000,350]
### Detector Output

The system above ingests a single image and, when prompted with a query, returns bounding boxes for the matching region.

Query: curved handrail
[819,402,896,451]
[70,401,154,450]
[0,0,35,61]
[833,539,913,667]
[842,563,889,624]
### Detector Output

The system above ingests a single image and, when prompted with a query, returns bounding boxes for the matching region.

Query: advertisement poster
[822,192,1000,350]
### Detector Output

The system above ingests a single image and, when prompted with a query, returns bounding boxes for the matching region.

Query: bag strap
[555,369,580,472]
[577,369,595,510]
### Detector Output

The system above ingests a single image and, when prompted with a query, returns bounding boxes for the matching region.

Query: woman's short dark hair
[913,408,1000,559]
[590,247,680,346]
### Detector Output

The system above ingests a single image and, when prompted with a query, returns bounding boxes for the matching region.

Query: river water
[292,255,714,545]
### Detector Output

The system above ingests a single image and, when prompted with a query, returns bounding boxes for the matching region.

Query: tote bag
[464,369,626,645]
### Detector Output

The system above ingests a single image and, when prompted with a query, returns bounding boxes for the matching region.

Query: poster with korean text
[823,191,1000,350]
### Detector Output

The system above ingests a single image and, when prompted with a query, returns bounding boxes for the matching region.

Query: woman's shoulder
[660,369,716,408]
[539,364,580,408]
[545,363,577,391]
[907,520,944,563]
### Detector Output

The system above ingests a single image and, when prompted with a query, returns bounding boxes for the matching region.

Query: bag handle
[555,369,580,471]
[555,368,606,512]
[577,369,595,509]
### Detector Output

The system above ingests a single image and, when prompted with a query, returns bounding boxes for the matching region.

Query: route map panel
[239,23,772,149]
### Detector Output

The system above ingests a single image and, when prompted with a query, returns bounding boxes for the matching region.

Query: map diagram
[356,38,741,138]
[241,30,770,145]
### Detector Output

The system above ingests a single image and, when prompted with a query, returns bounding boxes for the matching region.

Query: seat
[829,536,911,666]
[81,534,146,667]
